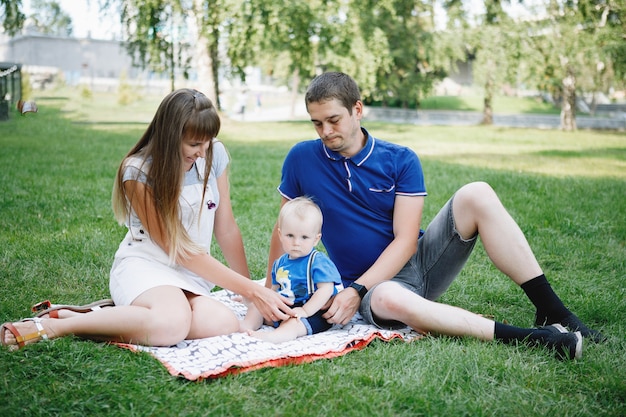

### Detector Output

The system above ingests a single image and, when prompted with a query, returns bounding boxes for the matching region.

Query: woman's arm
[124,180,294,321]
[213,169,250,278]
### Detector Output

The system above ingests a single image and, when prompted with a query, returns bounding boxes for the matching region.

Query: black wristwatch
[349,282,368,299]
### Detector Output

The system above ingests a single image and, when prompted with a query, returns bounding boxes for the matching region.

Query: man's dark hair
[305,72,361,115]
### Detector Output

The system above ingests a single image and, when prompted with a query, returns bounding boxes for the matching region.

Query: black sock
[494,322,562,345]
[520,274,571,325]
[494,322,535,344]
[521,275,605,343]
[496,322,583,360]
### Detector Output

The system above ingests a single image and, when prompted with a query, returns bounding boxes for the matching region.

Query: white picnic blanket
[117,286,422,381]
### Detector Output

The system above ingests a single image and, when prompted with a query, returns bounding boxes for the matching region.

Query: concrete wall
[0,34,169,93]
[4,35,133,78]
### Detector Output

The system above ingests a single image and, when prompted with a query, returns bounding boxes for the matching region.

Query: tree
[117,0,190,94]
[251,1,337,98]
[583,0,626,109]
[231,0,464,111]
[225,0,348,116]
[459,0,526,125]
[29,0,73,36]
[1,0,26,36]
[522,0,625,130]
[113,0,249,110]
[106,0,461,115]
[350,0,452,108]
[191,0,239,111]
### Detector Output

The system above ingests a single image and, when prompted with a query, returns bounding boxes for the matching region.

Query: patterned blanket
[116,286,422,381]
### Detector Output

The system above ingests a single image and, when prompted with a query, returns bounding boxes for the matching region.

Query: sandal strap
[33,299,115,318]
[15,318,48,345]
[31,300,52,313]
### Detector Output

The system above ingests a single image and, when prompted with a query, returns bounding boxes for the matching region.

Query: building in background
[0,32,169,95]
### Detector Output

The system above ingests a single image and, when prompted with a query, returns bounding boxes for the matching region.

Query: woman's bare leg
[3,286,193,347]
[186,294,240,339]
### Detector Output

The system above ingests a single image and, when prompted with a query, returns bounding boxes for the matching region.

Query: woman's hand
[291,307,308,319]
[248,286,294,323]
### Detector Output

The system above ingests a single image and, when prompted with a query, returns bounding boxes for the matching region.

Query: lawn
[0,89,624,417]
[420,92,560,114]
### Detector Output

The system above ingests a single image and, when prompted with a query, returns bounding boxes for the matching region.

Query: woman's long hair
[112,89,220,263]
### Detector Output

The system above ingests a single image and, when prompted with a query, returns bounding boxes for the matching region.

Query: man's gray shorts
[359,195,478,329]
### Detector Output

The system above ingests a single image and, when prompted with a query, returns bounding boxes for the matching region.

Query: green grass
[420,93,561,114]
[0,90,625,417]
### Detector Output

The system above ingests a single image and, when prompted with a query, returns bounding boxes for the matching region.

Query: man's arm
[353,194,423,289]
[323,195,424,325]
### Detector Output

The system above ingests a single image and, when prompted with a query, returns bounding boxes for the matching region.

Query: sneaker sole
[551,323,583,360]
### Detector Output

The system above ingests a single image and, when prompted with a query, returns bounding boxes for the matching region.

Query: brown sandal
[32,299,115,318]
[1,317,49,350]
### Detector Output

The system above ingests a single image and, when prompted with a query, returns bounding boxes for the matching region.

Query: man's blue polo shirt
[278,128,427,285]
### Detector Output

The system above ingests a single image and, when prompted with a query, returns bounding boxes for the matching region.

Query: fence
[0,62,22,121]
[364,107,626,130]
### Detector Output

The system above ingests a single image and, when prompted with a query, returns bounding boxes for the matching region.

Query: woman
[2,89,294,350]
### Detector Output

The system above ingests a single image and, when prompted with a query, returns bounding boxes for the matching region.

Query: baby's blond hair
[278,197,323,232]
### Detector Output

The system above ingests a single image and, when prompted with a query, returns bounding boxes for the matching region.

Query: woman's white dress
[109,141,229,306]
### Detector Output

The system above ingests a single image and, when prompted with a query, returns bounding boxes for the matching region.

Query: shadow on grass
[536,147,626,161]
[72,121,149,126]
[420,96,476,111]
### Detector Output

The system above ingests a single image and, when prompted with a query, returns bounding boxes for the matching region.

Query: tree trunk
[168,41,175,92]
[590,92,597,116]
[209,28,222,111]
[290,68,300,119]
[193,35,216,105]
[560,66,577,131]
[481,70,494,125]
[191,0,217,106]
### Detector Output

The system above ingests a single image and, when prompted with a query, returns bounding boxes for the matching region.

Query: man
[265,71,603,359]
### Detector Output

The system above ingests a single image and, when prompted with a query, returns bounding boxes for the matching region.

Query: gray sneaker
[535,312,606,343]
[540,323,583,360]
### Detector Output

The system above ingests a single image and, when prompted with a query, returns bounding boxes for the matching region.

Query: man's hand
[322,288,361,325]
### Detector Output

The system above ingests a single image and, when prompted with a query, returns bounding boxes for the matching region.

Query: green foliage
[221,0,254,81]
[0,0,25,36]
[8,0,624,122]
[242,0,347,86]
[120,0,191,92]
[592,0,626,86]
[352,0,450,108]
[0,91,624,416]
[463,1,522,123]
[516,0,625,129]
[29,0,73,36]
[116,71,136,106]
[80,85,93,99]
[20,71,32,101]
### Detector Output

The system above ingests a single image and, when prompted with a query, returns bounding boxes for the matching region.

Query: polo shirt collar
[322,128,375,166]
